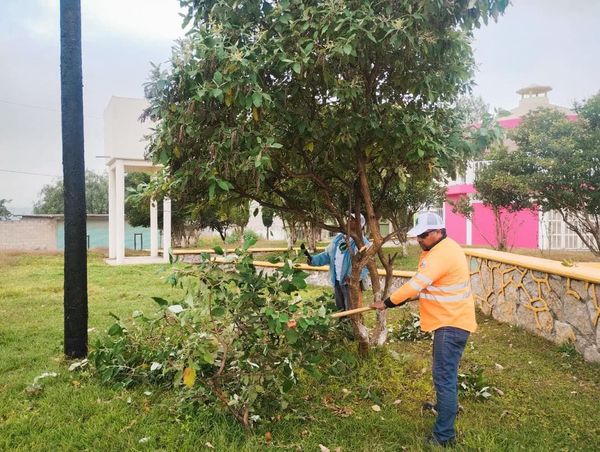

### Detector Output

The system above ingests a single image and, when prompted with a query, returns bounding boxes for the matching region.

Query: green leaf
[216,179,230,191]
[213,246,224,255]
[285,328,299,344]
[282,378,294,392]
[292,62,301,74]
[213,71,223,84]
[252,92,263,108]
[107,323,124,337]
[211,306,225,317]
[151,297,168,307]
[292,274,307,289]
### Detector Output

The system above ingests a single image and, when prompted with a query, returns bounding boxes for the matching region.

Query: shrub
[458,365,493,401]
[392,312,432,342]
[224,230,241,244]
[89,238,343,428]
[243,229,259,243]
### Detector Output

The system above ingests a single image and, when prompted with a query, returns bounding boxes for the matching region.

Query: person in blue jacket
[305,214,370,311]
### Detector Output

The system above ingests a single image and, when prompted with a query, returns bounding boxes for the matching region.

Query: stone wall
[466,249,600,363]
[0,218,57,251]
[302,251,600,363]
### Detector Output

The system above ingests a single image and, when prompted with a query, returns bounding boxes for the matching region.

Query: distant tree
[472,146,535,251]
[229,200,250,236]
[511,95,600,256]
[33,170,108,214]
[456,94,490,126]
[0,199,12,220]
[261,206,274,240]
[127,173,251,244]
[126,172,198,246]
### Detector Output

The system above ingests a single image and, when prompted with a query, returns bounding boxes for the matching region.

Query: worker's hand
[370,301,387,311]
[300,243,312,264]
[287,319,297,329]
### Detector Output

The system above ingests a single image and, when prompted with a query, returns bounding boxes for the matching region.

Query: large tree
[143,0,508,353]
[510,95,600,255]
[33,170,108,214]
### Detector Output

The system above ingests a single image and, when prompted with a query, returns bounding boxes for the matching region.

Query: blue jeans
[432,326,470,443]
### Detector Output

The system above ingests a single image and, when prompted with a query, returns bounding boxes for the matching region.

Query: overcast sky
[1,0,599,214]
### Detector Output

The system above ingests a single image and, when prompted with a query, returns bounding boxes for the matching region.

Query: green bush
[89,238,343,428]
[391,312,432,342]
[224,230,241,244]
[243,229,259,243]
[458,365,493,401]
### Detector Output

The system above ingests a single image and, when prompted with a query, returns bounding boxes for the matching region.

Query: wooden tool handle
[330,306,375,318]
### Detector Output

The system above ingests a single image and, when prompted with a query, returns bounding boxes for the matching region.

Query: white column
[162,197,172,262]
[108,165,116,259]
[466,216,473,246]
[150,199,158,257]
[115,161,125,263]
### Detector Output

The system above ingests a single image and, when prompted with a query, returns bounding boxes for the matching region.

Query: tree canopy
[510,94,600,255]
[473,146,534,250]
[0,199,12,220]
[33,170,108,215]
[143,0,508,350]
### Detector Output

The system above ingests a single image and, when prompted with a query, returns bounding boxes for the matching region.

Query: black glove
[383,297,396,309]
[300,243,312,264]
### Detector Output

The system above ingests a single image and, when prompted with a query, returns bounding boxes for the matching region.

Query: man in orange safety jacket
[371,211,476,447]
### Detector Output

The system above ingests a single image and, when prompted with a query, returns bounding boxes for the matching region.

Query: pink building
[444,85,580,250]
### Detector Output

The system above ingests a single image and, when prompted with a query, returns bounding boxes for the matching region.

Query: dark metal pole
[60,0,88,358]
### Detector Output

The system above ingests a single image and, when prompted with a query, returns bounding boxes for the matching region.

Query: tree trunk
[347,267,370,357]
[494,208,507,251]
[367,257,388,346]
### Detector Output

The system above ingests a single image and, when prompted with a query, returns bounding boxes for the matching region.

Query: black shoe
[421,401,438,415]
[425,435,455,448]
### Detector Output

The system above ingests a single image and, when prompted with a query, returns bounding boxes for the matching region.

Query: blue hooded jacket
[310,233,370,286]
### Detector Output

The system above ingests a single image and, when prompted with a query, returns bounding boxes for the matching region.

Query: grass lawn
[1,252,599,451]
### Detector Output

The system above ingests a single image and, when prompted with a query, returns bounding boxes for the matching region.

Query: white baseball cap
[408,212,445,237]
[348,212,366,228]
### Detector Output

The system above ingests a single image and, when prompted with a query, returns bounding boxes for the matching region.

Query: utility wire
[0,168,61,178]
[0,99,101,119]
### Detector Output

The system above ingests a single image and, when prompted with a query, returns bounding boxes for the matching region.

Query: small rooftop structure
[498,84,576,128]
[516,84,553,96]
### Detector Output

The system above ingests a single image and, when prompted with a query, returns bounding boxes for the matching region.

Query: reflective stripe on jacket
[389,237,476,333]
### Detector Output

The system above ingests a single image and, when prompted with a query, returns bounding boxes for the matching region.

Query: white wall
[245,201,288,240]
[104,96,153,159]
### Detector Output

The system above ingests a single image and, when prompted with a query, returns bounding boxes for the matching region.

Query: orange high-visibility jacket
[389,237,476,333]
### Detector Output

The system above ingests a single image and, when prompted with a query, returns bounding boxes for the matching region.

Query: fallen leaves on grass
[321,395,354,417]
